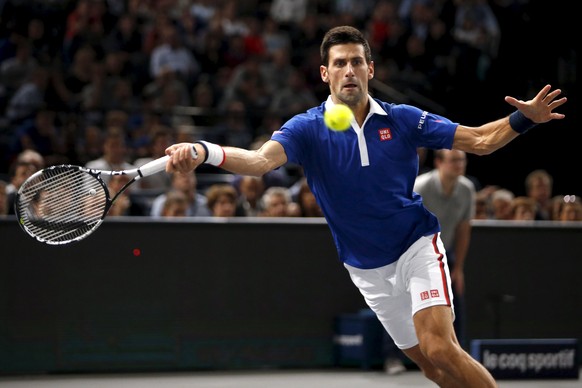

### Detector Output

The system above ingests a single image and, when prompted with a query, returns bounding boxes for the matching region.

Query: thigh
[344,262,418,349]
[401,234,455,317]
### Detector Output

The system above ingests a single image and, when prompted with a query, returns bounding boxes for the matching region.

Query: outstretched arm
[164,139,288,176]
[453,84,567,155]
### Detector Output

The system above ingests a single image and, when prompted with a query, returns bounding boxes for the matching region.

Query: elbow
[469,134,498,156]
[250,153,280,177]
[472,147,495,156]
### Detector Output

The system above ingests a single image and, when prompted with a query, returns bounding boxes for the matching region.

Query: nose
[345,63,355,77]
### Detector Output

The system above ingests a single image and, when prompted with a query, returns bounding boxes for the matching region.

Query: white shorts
[344,233,455,350]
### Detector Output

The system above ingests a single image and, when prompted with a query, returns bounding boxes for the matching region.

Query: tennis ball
[324,104,353,131]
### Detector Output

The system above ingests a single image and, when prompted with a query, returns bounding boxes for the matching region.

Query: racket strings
[17,168,107,243]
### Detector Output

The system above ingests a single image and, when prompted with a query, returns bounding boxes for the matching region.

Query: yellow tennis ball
[324,104,353,131]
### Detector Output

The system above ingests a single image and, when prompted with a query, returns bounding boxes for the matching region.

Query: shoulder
[458,175,476,192]
[389,103,424,117]
[85,159,104,168]
[414,170,437,188]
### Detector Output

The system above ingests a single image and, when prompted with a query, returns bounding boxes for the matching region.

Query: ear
[368,61,375,79]
[320,65,329,83]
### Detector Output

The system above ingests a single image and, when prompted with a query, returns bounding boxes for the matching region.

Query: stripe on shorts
[431,233,451,306]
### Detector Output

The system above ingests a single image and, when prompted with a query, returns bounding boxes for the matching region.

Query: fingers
[165,144,200,173]
[543,88,563,104]
[504,96,521,108]
[506,85,567,113]
[549,96,568,110]
[534,84,553,101]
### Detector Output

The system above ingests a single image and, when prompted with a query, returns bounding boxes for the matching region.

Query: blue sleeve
[395,104,458,150]
[270,112,316,165]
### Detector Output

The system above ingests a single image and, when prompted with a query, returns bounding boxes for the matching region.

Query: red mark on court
[133,248,141,256]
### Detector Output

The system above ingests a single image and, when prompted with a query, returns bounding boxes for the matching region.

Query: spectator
[490,188,514,220]
[472,185,496,220]
[550,194,566,221]
[85,126,135,185]
[206,183,238,217]
[295,178,323,217]
[213,100,254,149]
[5,66,49,125]
[106,174,144,216]
[5,160,38,215]
[16,149,45,171]
[104,12,143,57]
[149,22,200,86]
[0,39,38,94]
[26,18,54,66]
[269,68,319,118]
[525,169,553,220]
[261,47,294,95]
[269,0,307,27]
[76,125,105,165]
[259,186,300,217]
[10,108,66,166]
[473,192,490,220]
[452,0,500,83]
[558,195,582,222]
[51,45,97,111]
[150,171,211,217]
[236,175,264,217]
[160,189,189,217]
[511,196,537,221]
[133,127,174,191]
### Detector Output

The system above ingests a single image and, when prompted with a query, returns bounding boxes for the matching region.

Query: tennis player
[166,26,566,387]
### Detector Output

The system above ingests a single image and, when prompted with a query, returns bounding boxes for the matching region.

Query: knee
[419,337,458,369]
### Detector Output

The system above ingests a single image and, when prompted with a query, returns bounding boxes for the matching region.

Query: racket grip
[138,155,170,177]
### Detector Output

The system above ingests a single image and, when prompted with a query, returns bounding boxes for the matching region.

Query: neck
[439,171,458,196]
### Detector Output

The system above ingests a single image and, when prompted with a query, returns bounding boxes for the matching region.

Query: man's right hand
[165,143,204,173]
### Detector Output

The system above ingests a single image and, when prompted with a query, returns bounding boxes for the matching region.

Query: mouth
[342,83,358,91]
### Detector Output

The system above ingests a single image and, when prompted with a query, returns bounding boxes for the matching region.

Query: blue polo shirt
[271,96,458,269]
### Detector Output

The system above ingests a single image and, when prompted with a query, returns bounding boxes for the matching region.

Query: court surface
[1,369,580,388]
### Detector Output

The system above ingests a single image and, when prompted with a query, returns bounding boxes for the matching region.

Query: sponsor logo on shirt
[378,128,392,141]
[417,111,428,129]
[420,289,440,300]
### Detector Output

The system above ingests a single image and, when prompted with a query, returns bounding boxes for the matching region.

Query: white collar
[324,95,387,116]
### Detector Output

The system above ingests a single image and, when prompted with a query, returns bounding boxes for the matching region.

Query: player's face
[321,43,373,106]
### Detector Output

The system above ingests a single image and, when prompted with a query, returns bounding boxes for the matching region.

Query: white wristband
[196,141,225,166]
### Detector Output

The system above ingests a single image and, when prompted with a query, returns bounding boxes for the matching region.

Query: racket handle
[137,146,198,177]
[138,155,170,177]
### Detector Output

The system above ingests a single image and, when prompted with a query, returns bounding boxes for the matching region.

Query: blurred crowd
[0,0,578,221]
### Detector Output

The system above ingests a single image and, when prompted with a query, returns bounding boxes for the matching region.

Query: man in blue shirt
[165,26,566,387]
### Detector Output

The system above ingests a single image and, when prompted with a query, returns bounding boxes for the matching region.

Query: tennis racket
[14,150,194,245]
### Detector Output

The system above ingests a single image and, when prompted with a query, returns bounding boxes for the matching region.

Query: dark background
[445,1,578,197]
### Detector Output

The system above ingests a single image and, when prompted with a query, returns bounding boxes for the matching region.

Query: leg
[409,305,497,387]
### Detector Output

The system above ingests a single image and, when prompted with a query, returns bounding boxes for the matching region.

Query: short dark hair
[320,26,372,66]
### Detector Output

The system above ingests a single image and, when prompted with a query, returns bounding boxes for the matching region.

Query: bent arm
[452,117,518,156]
[219,140,288,176]
[452,84,566,155]
[165,140,288,176]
